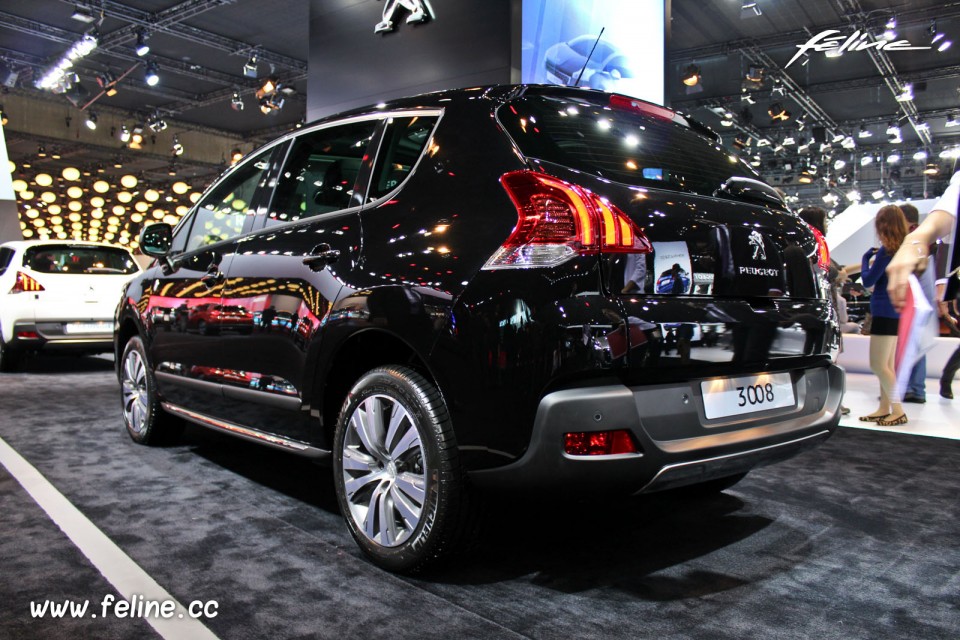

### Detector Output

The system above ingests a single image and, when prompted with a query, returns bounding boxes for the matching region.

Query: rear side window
[23,245,138,275]
[0,247,13,276]
[266,120,378,227]
[368,115,439,201]
[498,94,759,198]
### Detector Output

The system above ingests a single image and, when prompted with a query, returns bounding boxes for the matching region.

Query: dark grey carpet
[0,353,958,639]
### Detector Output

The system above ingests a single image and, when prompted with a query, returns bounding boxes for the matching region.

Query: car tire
[333,365,471,573]
[119,336,183,445]
[0,334,23,373]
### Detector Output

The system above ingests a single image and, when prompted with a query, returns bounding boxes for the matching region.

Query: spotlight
[841,136,856,150]
[35,33,98,91]
[243,52,258,78]
[771,77,784,96]
[230,148,243,165]
[741,0,761,17]
[929,19,944,44]
[38,144,46,157]
[913,149,928,161]
[144,61,159,86]
[129,125,144,149]
[681,64,701,87]
[860,155,873,167]
[745,66,764,86]
[887,152,900,164]
[832,132,845,143]
[846,189,861,201]
[923,163,939,176]
[135,30,150,56]
[147,113,167,132]
[741,92,756,105]
[768,102,790,122]
[895,84,913,102]
[71,6,97,23]
[783,134,796,146]
[259,92,284,115]
[858,125,872,138]
[96,71,118,96]
[0,105,7,126]
[886,122,901,137]
[84,111,97,130]
[834,159,846,170]
[230,91,244,112]
[120,125,131,142]
[872,189,885,200]
[947,114,960,128]
[719,112,734,127]
[883,16,897,41]
[172,135,183,156]
[256,76,279,99]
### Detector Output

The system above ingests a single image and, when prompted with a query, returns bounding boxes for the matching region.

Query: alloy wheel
[121,348,149,435]
[340,394,426,547]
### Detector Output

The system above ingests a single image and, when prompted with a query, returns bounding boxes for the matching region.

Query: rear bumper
[6,320,114,353]
[469,364,844,494]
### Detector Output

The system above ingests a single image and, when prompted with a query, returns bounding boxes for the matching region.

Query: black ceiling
[1,0,958,204]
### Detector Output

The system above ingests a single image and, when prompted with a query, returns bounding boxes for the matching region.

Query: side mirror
[140,223,173,258]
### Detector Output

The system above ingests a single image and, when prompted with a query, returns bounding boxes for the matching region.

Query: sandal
[876,414,908,426]
[859,413,889,422]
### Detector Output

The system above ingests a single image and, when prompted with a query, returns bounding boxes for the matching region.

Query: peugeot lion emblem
[375,0,434,34]
[748,230,767,261]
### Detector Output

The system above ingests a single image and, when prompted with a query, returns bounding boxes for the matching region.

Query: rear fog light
[564,430,638,456]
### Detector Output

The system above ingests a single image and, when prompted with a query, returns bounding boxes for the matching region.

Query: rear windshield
[23,245,138,275]
[498,94,761,198]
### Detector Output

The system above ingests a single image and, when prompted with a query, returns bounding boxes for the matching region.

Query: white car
[0,240,142,371]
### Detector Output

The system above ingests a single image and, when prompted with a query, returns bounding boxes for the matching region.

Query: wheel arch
[314,328,440,447]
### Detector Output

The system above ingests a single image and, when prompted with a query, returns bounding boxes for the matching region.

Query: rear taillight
[807,224,831,272]
[564,430,638,456]
[10,271,45,294]
[483,171,652,270]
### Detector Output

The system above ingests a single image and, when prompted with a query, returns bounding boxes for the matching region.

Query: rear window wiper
[713,177,786,209]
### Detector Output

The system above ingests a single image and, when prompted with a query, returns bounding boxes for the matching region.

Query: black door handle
[303,244,340,271]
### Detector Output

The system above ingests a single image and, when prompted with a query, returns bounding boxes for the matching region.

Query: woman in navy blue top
[859,205,909,426]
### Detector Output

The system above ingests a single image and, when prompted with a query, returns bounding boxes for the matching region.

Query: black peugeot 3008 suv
[116,85,843,572]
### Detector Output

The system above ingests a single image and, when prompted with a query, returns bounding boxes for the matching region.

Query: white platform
[840,371,960,440]
[836,333,958,377]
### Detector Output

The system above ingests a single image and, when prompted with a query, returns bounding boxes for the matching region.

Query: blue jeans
[907,356,926,398]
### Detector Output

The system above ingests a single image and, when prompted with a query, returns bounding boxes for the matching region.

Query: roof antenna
[574,27,605,87]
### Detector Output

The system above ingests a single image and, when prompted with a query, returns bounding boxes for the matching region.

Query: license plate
[64,321,113,334]
[700,372,795,420]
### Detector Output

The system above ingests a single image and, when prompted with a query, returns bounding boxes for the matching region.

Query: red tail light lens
[10,271,45,294]
[484,171,652,269]
[564,430,638,456]
[806,224,831,272]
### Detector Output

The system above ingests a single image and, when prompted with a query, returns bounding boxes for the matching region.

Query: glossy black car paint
[117,85,841,488]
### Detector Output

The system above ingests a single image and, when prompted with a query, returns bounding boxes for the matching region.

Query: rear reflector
[564,430,638,456]
[16,331,39,339]
[483,171,652,269]
[10,271,45,294]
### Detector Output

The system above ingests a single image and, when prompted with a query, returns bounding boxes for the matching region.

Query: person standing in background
[899,203,927,403]
[859,205,910,426]
[887,169,960,400]
[798,206,851,415]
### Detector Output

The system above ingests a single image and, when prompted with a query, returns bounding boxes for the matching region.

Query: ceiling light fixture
[858,125,872,138]
[35,33,98,92]
[147,112,167,132]
[741,0,761,17]
[923,163,940,176]
[243,52,259,78]
[135,29,150,56]
[172,135,184,156]
[913,149,928,161]
[768,102,790,122]
[883,16,897,40]
[144,61,160,86]
[681,64,701,87]
[230,91,245,112]
[84,111,97,130]
[895,84,913,102]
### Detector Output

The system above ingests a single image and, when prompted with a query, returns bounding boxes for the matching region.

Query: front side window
[368,115,439,201]
[266,120,378,227]
[180,147,275,253]
[0,247,13,275]
[23,245,138,275]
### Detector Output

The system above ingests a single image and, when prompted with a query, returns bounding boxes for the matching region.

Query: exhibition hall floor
[0,356,957,639]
